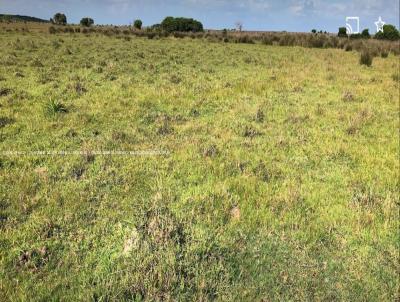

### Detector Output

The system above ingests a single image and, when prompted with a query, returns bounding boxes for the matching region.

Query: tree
[53,13,67,25]
[235,21,243,32]
[375,24,400,41]
[160,17,203,33]
[338,27,347,37]
[80,17,94,27]
[311,29,317,34]
[361,29,370,39]
[134,19,142,30]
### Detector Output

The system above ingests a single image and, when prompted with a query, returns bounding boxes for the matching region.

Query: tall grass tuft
[44,99,68,117]
[360,50,373,66]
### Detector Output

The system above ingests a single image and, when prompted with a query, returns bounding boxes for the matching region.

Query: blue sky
[0,0,399,32]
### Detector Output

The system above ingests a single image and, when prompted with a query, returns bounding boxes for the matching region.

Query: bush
[279,34,295,46]
[147,32,157,39]
[134,19,142,30]
[261,35,273,45]
[80,17,94,27]
[235,35,254,44]
[350,33,362,39]
[361,29,370,39]
[360,50,373,66]
[345,44,353,51]
[48,26,56,34]
[338,27,347,38]
[161,16,203,33]
[375,24,400,41]
[308,35,326,48]
[381,50,389,58]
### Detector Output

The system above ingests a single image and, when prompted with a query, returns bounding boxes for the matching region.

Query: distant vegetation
[375,24,400,40]
[0,14,49,23]
[133,19,142,30]
[51,13,67,25]
[80,17,94,27]
[160,17,203,33]
[338,25,399,40]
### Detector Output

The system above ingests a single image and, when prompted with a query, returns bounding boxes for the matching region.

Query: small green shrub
[360,51,373,66]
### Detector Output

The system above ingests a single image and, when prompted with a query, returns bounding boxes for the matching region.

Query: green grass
[0,31,399,301]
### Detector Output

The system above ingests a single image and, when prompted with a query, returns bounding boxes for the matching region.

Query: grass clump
[380,50,389,58]
[360,50,373,66]
[44,99,67,116]
[0,116,14,128]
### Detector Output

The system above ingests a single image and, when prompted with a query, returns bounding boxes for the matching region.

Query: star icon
[375,16,385,33]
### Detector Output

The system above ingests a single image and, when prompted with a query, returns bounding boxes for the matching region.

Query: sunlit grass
[0,31,398,301]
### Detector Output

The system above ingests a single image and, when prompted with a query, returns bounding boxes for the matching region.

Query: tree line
[50,13,204,32]
[337,25,400,41]
[49,12,399,40]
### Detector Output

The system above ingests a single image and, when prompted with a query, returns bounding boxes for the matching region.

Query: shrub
[345,44,353,51]
[279,34,295,46]
[80,17,94,27]
[361,29,370,39]
[350,33,362,39]
[261,35,273,45]
[134,19,142,30]
[173,32,185,39]
[381,50,389,58]
[360,50,373,66]
[308,35,325,48]
[147,32,156,39]
[48,26,56,34]
[375,24,400,41]
[338,27,347,38]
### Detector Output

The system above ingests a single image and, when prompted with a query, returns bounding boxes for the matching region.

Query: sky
[0,0,399,32]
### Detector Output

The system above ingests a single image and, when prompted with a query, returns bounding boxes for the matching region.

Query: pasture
[0,30,399,301]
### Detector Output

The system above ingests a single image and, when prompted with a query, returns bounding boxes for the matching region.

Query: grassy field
[0,30,399,301]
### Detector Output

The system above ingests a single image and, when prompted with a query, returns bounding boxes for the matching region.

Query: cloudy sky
[0,0,398,32]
